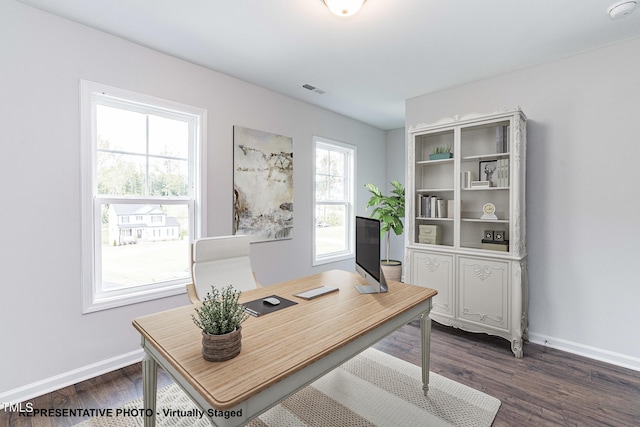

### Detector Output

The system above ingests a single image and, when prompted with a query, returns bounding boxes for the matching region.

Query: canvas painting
[233,126,293,242]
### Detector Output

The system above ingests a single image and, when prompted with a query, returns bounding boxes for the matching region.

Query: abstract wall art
[233,126,293,242]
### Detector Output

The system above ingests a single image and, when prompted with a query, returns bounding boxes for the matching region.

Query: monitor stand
[355,267,388,294]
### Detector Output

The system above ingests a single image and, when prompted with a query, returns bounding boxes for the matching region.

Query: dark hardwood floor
[3,321,639,426]
[374,322,640,427]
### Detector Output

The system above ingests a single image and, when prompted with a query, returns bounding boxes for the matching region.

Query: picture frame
[479,160,498,187]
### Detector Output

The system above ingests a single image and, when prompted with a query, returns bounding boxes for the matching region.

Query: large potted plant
[192,285,250,362]
[365,180,405,281]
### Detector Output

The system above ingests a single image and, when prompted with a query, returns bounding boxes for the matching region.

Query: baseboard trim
[528,332,640,372]
[0,349,144,404]
[3,334,639,404]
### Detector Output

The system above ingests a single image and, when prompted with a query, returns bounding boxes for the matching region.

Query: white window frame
[80,80,207,313]
[312,136,356,266]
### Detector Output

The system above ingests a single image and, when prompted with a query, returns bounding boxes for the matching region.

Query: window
[81,81,206,313]
[313,137,355,265]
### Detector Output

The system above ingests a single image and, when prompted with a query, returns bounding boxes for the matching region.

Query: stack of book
[496,125,510,153]
[418,195,448,218]
[496,158,509,187]
[482,240,509,251]
[470,180,491,188]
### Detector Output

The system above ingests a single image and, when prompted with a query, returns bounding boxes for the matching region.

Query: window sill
[313,252,354,267]
[82,282,187,314]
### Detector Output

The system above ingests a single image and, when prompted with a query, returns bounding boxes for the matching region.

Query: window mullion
[316,200,347,206]
[145,114,150,196]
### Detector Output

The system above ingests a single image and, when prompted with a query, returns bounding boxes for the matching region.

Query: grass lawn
[101,239,190,289]
[316,225,347,255]
[101,226,348,290]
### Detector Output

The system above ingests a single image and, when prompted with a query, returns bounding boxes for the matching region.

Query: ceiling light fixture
[607,0,637,19]
[323,0,367,17]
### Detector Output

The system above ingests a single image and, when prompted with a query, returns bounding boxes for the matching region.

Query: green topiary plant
[365,180,405,263]
[192,285,249,335]
[431,145,452,154]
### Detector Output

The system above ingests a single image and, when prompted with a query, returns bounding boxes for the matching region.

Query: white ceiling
[18,0,640,130]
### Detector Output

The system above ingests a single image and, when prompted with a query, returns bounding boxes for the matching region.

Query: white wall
[0,1,387,400]
[385,128,406,265]
[405,37,640,369]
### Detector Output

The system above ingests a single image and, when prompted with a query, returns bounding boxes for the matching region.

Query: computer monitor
[355,216,388,294]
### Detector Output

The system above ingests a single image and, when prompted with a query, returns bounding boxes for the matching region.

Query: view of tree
[315,147,346,227]
[97,136,188,197]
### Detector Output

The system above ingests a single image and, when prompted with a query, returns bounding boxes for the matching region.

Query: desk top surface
[132,269,436,409]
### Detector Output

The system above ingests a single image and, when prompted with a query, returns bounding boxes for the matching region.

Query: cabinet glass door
[459,120,511,253]
[413,130,454,247]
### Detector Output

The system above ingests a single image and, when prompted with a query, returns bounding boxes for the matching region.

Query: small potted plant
[365,180,405,281]
[192,285,250,362]
[429,145,453,160]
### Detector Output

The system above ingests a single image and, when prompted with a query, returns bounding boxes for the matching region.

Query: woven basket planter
[381,260,402,282]
[201,327,242,362]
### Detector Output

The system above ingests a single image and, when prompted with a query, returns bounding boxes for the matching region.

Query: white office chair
[186,235,259,303]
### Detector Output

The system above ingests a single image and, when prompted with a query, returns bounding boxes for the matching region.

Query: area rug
[76,348,500,427]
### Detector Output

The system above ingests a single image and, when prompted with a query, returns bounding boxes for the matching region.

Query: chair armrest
[186,283,200,304]
[253,272,262,288]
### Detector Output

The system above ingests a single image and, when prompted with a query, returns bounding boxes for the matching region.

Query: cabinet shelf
[461,218,509,223]
[461,242,496,249]
[416,216,454,221]
[417,188,454,193]
[461,153,509,161]
[415,242,454,249]
[461,187,508,191]
[417,158,455,165]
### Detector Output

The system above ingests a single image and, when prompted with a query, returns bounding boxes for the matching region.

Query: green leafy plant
[365,180,405,263]
[431,145,452,154]
[192,285,249,335]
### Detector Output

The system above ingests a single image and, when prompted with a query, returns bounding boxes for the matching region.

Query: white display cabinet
[406,108,528,357]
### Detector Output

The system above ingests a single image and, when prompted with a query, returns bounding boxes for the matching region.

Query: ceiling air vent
[302,84,325,94]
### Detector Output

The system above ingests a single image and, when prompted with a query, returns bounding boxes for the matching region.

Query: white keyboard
[295,286,339,300]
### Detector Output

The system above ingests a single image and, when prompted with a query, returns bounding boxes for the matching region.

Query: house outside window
[313,137,355,265]
[81,81,206,312]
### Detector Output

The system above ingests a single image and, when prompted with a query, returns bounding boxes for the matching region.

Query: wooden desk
[133,269,437,427]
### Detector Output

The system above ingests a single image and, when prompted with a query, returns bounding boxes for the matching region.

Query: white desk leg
[420,312,431,395]
[143,352,158,427]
